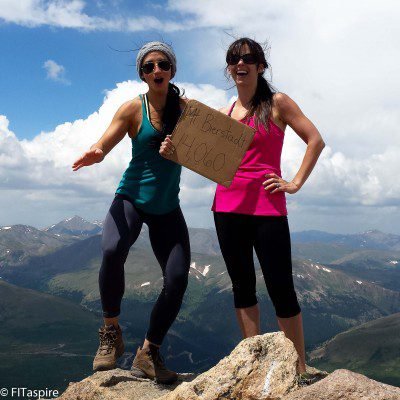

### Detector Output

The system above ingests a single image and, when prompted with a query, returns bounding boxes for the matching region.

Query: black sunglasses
[227,53,257,65]
[141,60,171,74]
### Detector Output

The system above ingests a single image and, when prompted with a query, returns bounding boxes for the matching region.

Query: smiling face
[228,44,264,87]
[140,51,172,92]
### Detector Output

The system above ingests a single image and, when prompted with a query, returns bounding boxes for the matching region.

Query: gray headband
[136,41,177,81]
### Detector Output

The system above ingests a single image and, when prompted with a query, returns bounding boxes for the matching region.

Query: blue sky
[0,0,399,234]
[0,3,228,139]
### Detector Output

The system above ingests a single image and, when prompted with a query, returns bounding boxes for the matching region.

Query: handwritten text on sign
[167,100,255,187]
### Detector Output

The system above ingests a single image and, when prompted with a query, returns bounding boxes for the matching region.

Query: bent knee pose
[72,41,190,384]
[212,38,325,384]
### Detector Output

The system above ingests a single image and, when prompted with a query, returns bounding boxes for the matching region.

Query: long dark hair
[161,82,182,140]
[226,37,276,129]
[147,81,183,149]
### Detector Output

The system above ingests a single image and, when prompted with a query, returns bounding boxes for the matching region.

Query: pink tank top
[212,102,287,216]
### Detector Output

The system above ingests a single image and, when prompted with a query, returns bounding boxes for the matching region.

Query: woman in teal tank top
[72,42,190,384]
[115,92,181,214]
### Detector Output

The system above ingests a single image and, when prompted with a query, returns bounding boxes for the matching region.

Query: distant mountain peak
[44,216,102,237]
[0,224,40,233]
[63,215,87,223]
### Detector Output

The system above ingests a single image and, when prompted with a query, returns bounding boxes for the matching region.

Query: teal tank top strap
[142,93,150,118]
[136,93,152,135]
[142,93,162,134]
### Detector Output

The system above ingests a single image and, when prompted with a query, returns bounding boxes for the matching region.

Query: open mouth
[154,77,164,84]
[236,71,248,76]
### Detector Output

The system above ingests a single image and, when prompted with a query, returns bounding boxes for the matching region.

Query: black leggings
[99,194,191,345]
[213,212,301,318]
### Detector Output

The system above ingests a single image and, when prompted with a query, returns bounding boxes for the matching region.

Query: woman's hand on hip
[263,173,300,194]
[159,135,175,157]
[72,148,104,171]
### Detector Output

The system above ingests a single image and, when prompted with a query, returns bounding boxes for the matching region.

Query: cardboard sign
[165,100,255,187]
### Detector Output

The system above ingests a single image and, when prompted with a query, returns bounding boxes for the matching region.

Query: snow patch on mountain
[190,262,211,277]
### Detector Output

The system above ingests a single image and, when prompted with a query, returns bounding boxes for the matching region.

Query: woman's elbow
[308,137,325,154]
[315,136,325,151]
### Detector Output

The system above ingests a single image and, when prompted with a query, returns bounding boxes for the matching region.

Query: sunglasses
[141,60,171,74]
[227,53,258,65]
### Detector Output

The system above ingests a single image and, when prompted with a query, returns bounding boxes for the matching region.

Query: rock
[158,332,305,400]
[57,333,398,400]
[56,368,196,400]
[282,369,400,400]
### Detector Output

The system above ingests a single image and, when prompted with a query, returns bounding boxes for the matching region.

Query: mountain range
[0,217,399,391]
[309,312,400,386]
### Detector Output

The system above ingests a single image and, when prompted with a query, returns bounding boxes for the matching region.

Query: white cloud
[43,60,70,84]
[0,79,399,231]
[1,0,400,232]
[0,0,186,32]
[158,1,400,156]
[0,0,101,29]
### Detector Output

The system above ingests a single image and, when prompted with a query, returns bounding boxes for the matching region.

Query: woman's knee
[270,289,301,318]
[232,282,258,308]
[164,271,188,297]
[101,232,131,258]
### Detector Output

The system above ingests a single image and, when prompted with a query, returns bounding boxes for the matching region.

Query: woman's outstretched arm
[72,99,140,171]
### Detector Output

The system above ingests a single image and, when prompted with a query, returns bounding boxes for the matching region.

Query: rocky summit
[56,332,400,400]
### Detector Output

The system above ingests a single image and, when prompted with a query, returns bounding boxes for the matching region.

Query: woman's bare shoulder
[118,97,141,116]
[115,97,142,120]
[273,92,298,113]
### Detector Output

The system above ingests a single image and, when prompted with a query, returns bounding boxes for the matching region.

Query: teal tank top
[115,94,181,214]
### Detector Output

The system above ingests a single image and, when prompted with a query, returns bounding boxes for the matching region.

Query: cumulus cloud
[0,79,399,231]
[43,60,70,84]
[0,0,187,32]
[0,81,228,227]
[1,0,399,232]
[166,1,400,150]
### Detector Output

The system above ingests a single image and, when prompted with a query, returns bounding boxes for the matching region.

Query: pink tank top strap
[227,101,236,117]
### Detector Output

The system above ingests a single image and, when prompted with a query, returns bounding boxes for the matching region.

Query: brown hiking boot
[131,344,178,384]
[93,324,125,371]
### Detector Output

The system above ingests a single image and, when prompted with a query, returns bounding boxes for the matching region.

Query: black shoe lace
[98,330,117,355]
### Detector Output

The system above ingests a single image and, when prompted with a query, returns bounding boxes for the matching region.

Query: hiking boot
[131,344,178,384]
[296,372,325,387]
[93,324,125,371]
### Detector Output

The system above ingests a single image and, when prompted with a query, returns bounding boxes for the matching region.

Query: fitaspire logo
[0,387,59,398]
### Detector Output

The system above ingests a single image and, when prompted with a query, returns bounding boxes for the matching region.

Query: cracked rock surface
[56,332,400,400]
[283,369,400,400]
[159,332,304,400]
[56,369,197,400]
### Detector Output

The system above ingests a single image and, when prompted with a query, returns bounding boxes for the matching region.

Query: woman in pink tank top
[213,38,325,386]
[160,37,325,385]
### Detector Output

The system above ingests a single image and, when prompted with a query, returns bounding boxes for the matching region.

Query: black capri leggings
[213,212,301,318]
[99,194,191,345]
